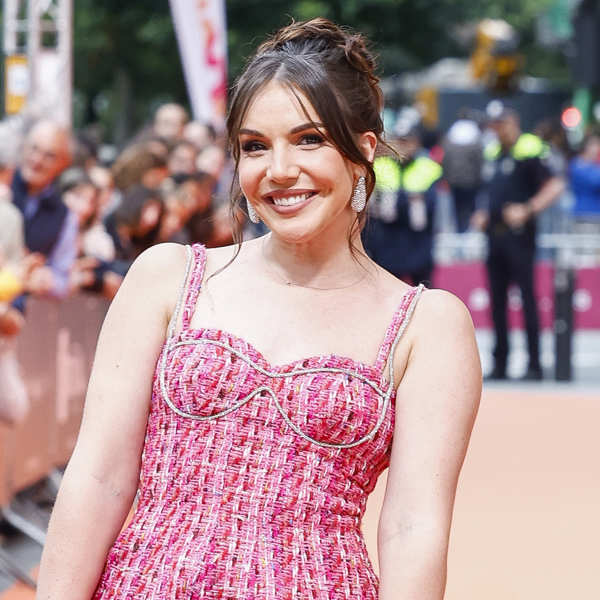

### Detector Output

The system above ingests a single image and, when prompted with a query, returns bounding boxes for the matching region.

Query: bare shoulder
[113,243,189,319]
[203,242,242,276]
[411,287,475,338]
[126,242,188,289]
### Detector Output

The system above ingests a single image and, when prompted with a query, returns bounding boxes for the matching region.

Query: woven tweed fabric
[93,243,422,599]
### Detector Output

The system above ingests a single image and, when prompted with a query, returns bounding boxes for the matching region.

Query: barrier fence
[0,294,108,511]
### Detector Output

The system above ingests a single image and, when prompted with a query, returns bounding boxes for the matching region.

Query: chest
[189,277,397,371]
[158,327,395,451]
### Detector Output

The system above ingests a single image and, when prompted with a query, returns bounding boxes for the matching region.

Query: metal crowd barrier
[434,232,600,265]
[433,231,600,381]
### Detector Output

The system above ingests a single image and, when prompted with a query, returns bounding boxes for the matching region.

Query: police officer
[363,121,442,286]
[471,108,565,380]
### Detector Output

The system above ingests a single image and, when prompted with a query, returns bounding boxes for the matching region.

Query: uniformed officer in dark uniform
[471,108,565,380]
[362,123,442,286]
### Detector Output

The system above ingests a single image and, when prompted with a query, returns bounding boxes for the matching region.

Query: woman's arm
[36,242,188,600]
[378,290,481,600]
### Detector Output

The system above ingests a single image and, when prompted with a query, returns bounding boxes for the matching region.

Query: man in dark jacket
[363,123,442,286]
[471,108,565,380]
[11,120,76,298]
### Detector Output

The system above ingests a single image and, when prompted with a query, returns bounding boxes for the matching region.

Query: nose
[266,145,299,183]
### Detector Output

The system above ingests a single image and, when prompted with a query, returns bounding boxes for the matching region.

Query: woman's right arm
[36,243,188,600]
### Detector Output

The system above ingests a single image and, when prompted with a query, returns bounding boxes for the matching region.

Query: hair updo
[227,17,385,237]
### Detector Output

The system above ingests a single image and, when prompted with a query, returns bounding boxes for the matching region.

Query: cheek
[238,159,263,198]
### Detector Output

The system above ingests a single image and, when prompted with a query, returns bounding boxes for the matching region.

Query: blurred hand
[18,252,46,281]
[0,305,25,336]
[26,266,55,295]
[102,271,123,300]
[69,256,100,292]
[470,209,489,232]
[502,203,531,229]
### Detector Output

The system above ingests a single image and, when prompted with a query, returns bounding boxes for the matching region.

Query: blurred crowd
[1,99,600,422]
[0,103,244,425]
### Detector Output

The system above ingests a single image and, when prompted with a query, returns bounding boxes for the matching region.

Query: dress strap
[181,243,207,330]
[166,243,207,341]
[374,284,425,381]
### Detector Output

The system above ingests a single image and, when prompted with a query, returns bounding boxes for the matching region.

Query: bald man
[153,103,189,142]
[11,120,76,298]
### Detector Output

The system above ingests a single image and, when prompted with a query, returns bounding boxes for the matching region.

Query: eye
[299,133,325,146]
[241,140,266,153]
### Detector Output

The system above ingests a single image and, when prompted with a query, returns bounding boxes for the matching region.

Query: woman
[37,18,481,599]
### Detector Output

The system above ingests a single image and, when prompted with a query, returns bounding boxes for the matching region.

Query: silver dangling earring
[246,198,260,223]
[351,176,367,213]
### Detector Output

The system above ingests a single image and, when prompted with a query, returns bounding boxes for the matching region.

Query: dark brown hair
[226,17,386,246]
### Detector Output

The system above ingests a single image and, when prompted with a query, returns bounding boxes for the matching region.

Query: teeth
[272,194,309,207]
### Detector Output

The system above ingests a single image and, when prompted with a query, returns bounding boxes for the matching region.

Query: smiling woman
[36,17,481,600]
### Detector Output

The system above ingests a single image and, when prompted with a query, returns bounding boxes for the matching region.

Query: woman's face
[237,81,370,244]
[63,183,98,227]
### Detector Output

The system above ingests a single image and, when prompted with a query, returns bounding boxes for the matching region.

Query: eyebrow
[238,122,326,137]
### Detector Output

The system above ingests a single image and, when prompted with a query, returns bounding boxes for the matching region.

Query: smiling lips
[263,190,317,210]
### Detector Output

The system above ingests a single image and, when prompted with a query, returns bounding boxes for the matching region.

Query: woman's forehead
[241,81,320,131]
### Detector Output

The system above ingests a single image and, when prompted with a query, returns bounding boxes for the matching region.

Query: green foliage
[70,0,567,141]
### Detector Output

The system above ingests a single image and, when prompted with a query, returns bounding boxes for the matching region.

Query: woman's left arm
[378,290,482,600]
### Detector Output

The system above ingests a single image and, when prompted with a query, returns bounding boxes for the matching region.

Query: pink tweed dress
[93,243,423,599]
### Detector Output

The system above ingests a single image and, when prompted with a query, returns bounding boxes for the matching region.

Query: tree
[71,0,562,141]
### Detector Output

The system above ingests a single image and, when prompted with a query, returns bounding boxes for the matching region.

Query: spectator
[183,120,216,152]
[88,164,117,217]
[568,132,600,228]
[153,103,188,143]
[0,191,30,425]
[471,107,565,381]
[112,143,168,192]
[160,172,215,244]
[107,185,164,262]
[167,140,198,176]
[442,111,484,232]
[10,120,76,299]
[59,168,115,263]
[362,121,442,286]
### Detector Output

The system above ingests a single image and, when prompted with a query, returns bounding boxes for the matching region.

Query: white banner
[169,0,228,129]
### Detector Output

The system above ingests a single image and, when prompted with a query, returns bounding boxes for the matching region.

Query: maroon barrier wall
[0,294,108,504]
[433,262,600,330]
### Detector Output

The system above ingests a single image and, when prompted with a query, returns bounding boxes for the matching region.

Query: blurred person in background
[159,172,214,245]
[89,164,117,217]
[442,110,484,232]
[471,107,565,381]
[183,120,216,152]
[0,185,37,425]
[58,168,116,295]
[75,185,165,300]
[106,185,164,263]
[568,131,600,231]
[167,140,198,176]
[112,142,169,193]
[153,102,188,143]
[363,120,442,286]
[534,117,571,237]
[10,120,76,300]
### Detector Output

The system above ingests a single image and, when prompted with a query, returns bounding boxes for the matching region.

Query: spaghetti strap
[166,243,207,341]
[374,284,425,380]
[181,243,207,330]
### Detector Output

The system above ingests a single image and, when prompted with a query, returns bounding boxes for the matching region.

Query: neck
[262,226,371,289]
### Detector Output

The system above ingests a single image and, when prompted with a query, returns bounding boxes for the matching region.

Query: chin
[266,211,352,245]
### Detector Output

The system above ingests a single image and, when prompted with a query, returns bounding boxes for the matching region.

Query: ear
[356,131,377,168]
